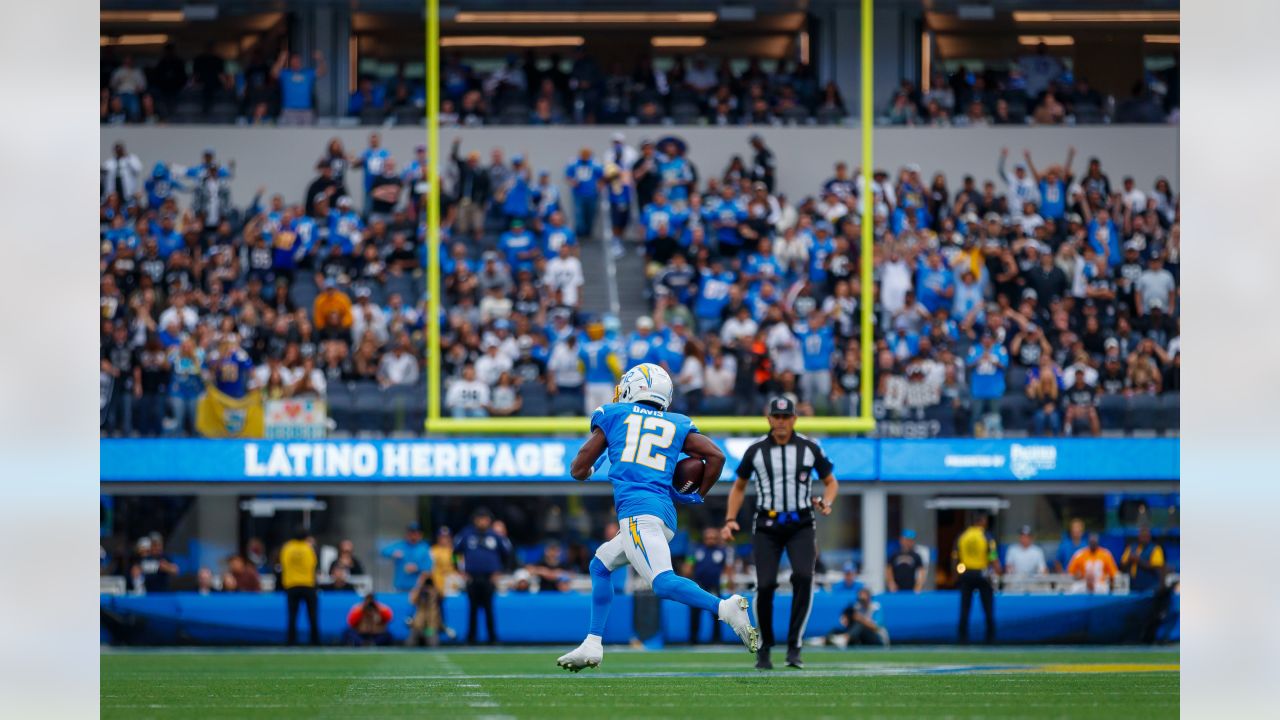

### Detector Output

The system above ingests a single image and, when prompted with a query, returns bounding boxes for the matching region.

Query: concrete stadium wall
[102,125,1178,212]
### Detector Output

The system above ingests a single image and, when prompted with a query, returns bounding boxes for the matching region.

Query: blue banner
[100,437,1174,483]
[877,438,1179,481]
[100,590,1171,646]
[100,438,880,483]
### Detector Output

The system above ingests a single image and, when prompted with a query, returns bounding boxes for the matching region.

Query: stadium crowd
[101,121,1178,437]
[102,42,1176,127]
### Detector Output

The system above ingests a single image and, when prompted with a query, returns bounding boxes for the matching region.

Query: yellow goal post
[423,0,876,436]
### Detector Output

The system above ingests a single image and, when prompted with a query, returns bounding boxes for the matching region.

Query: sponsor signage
[877,438,1178,481]
[100,438,1174,483]
[99,438,878,483]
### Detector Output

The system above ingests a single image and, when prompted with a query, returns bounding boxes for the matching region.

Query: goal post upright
[424,0,875,437]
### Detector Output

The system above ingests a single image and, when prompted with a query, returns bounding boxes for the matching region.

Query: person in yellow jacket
[953,514,1001,644]
[312,279,353,331]
[280,526,319,645]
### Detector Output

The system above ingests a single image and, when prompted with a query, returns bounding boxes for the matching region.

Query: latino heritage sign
[99,438,1173,483]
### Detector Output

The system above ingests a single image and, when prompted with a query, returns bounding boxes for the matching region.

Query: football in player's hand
[673,457,704,495]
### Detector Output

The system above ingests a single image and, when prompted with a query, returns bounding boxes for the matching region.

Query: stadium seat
[1097,394,1127,430]
[671,106,703,125]
[1074,103,1104,124]
[351,381,388,430]
[392,106,423,126]
[1156,392,1180,433]
[325,381,357,432]
[999,394,1033,432]
[815,106,846,125]
[383,382,427,432]
[1125,395,1161,434]
[289,276,319,311]
[549,387,584,417]
[383,274,417,303]
[516,381,550,416]
[360,107,387,126]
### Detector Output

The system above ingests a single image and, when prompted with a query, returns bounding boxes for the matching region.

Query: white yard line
[432,653,516,720]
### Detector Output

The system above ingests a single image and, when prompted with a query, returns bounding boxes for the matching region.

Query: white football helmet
[615,363,674,410]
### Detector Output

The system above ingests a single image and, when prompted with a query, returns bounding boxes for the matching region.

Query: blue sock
[651,570,721,614]
[588,557,613,637]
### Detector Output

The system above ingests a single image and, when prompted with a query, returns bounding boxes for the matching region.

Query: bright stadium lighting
[651,36,707,48]
[440,36,586,48]
[1012,10,1179,23]
[454,11,717,24]
[1017,35,1076,46]
[100,34,170,46]
[99,11,184,22]
[1143,34,1181,44]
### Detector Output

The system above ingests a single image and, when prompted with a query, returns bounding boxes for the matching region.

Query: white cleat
[556,637,603,673]
[719,594,760,653]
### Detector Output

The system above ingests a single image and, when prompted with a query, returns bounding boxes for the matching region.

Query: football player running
[556,363,759,672]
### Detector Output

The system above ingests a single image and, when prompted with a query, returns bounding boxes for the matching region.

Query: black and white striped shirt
[735,433,835,514]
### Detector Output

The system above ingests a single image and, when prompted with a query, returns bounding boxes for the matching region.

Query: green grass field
[101,646,1178,719]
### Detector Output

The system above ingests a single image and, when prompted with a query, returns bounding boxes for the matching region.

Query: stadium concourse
[100,129,1179,438]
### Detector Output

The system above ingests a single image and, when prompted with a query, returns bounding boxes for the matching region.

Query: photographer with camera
[344,593,393,647]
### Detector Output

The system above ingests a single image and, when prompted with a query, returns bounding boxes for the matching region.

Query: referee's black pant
[285,586,319,646]
[753,519,817,655]
[957,569,995,644]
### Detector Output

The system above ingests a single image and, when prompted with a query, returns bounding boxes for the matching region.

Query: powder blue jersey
[591,402,698,532]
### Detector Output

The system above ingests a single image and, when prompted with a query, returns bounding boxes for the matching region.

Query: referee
[722,397,838,669]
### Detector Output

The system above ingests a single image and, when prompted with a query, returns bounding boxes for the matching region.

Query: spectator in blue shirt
[579,323,620,414]
[357,132,391,210]
[144,162,185,210]
[624,316,663,367]
[1024,147,1074,221]
[272,50,327,125]
[211,334,253,399]
[499,156,534,224]
[347,76,387,117]
[708,185,747,257]
[380,522,434,592]
[796,311,836,414]
[604,164,633,256]
[915,251,956,315]
[329,197,364,255]
[658,317,691,376]
[951,268,986,326]
[499,219,539,274]
[693,259,737,336]
[966,332,1008,436]
[808,224,837,285]
[565,149,603,238]
[454,508,512,644]
[1088,208,1122,268]
[166,335,204,436]
[542,211,577,255]
[657,252,698,306]
[657,139,694,204]
[534,171,561,221]
[1054,519,1088,573]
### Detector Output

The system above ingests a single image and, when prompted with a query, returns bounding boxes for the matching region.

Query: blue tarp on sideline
[101,591,1174,646]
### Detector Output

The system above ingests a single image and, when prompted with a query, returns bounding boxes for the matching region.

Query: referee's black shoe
[755,648,773,670]
[786,649,804,669]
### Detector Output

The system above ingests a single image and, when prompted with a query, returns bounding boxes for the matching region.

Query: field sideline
[101,646,1178,718]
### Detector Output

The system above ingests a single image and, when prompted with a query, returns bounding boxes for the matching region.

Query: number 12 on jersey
[619,415,676,471]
